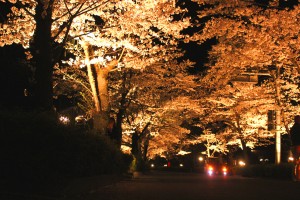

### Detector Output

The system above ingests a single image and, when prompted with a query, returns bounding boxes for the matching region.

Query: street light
[198,156,204,162]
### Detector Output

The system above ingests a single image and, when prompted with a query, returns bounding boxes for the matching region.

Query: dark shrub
[238,163,293,180]
[0,109,131,183]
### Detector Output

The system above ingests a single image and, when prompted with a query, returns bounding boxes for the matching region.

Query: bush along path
[0,109,133,199]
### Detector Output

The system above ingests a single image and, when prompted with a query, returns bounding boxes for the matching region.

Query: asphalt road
[78,171,300,200]
[2,171,300,200]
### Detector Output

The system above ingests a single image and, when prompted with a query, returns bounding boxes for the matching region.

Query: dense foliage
[0,0,299,166]
[0,109,132,182]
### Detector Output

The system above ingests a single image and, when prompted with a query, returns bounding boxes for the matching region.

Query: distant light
[260,158,269,162]
[238,160,246,166]
[151,164,155,168]
[164,164,167,167]
[180,163,184,167]
[222,167,228,175]
[59,115,70,125]
[288,156,294,162]
[168,162,171,168]
[198,156,204,162]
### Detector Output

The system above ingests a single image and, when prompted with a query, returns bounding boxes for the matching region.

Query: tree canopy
[1,0,300,162]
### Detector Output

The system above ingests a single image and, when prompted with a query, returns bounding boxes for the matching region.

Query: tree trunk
[82,42,118,134]
[110,71,131,147]
[240,138,249,164]
[131,124,151,171]
[96,69,110,112]
[235,113,250,164]
[92,68,110,134]
[31,2,54,111]
[131,131,143,171]
[142,135,150,162]
[83,43,101,112]
[92,111,109,134]
[114,108,125,148]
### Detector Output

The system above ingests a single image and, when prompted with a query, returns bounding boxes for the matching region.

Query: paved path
[77,171,300,200]
[2,171,300,200]
[0,174,124,200]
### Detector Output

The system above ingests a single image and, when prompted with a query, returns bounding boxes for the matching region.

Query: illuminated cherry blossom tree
[54,0,191,134]
[116,60,201,161]
[0,0,123,110]
[187,129,230,157]
[186,81,276,162]
[185,0,299,162]
[189,0,299,87]
[4,0,299,163]
[0,0,190,112]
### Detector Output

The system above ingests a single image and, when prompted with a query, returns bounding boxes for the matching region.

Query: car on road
[204,157,230,176]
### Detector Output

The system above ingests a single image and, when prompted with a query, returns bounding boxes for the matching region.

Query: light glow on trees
[2,0,300,164]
